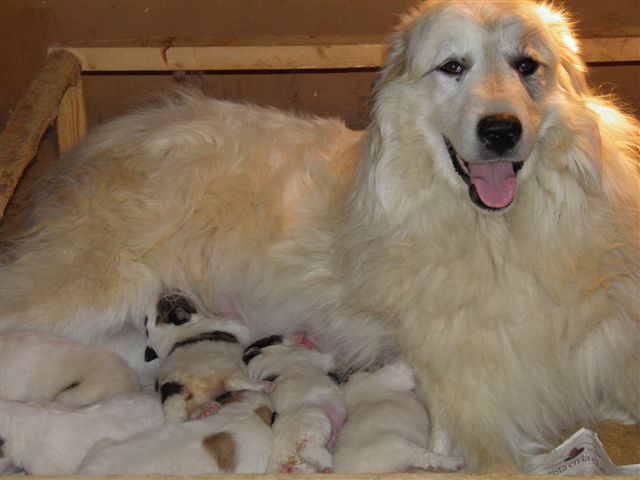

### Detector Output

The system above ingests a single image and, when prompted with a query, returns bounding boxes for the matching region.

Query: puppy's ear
[157,293,197,325]
[145,346,159,362]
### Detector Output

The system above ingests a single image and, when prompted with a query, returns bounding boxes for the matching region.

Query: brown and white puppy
[0,393,163,475]
[244,334,346,473]
[77,390,274,475]
[333,360,464,473]
[146,293,272,422]
[0,331,140,406]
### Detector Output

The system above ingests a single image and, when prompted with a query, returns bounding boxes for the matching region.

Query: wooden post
[56,75,88,155]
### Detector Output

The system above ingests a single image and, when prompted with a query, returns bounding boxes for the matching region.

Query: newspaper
[527,427,640,476]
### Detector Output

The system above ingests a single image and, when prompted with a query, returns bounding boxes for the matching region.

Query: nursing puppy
[0,393,163,475]
[1,0,638,471]
[147,293,271,422]
[77,390,274,475]
[245,334,346,473]
[0,331,140,406]
[333,360,464,473]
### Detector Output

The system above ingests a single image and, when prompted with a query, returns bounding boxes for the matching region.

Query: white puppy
[333,360,465,473]
[0,331,140,406]
[0,393,163,475]
[244,334,346,473]
[146,293,272,422]
[78,390,274,475]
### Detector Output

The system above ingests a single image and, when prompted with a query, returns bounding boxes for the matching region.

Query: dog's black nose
[477,114,522,155]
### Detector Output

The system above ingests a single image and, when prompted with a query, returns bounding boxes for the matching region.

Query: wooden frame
[0,33,639,479]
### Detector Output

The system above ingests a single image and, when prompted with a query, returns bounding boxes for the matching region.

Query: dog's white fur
[246,335,347,473]
[0,393,163,475]
[0,332,140,406]
[147,295,270,422]
[1,0,638,471]
[333,360,465,473]
[77,390,274,475]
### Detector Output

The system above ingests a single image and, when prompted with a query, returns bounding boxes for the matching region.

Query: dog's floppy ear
[373,29,409,95]
[535,3,589,96]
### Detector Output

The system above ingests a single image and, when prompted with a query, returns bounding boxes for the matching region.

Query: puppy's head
[145,292,251,360]
[343,359,416,398]
[243,334,337,382]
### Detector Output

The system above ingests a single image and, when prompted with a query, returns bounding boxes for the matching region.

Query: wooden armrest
[0,50,85,220]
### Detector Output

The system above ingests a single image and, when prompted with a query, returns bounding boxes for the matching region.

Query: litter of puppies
[0,292,463,475]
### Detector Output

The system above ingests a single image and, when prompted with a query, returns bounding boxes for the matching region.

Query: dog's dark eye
[514,57,539,76]
[439,60,465,76]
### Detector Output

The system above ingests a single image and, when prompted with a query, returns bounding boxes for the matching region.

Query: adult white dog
[1,0,638,471]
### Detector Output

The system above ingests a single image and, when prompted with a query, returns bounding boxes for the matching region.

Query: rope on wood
[0,50,81,220]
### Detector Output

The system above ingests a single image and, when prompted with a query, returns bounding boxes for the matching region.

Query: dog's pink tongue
[468,161,516,208]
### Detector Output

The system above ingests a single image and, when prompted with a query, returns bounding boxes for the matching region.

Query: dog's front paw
[416,452,466,472]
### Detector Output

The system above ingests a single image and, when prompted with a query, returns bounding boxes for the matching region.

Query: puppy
[244,334,346,473]
[0,331,140,406]
[0,393,163,475]
[333,360,465,473]
[147,293,272,422]
[77,390,274,475]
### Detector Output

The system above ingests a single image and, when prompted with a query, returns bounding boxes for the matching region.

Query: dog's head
[370,0,589,213]
[145,292,251,360]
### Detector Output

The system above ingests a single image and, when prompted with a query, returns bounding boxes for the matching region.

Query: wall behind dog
[0,0,638,132]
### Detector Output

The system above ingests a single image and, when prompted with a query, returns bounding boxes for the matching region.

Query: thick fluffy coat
[1,0,638,471]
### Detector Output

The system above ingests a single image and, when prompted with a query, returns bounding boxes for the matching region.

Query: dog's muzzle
[445,137,523,212]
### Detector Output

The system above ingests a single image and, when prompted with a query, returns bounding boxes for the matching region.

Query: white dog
[244,334,346,473]
[333,360,464,473]
[77,390,274,475]
[1,0,638,471]
[0,393,163,475]
[0,332,140,406]
[147,292,271,422]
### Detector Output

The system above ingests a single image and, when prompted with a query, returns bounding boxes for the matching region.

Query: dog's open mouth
[445,137,523,211]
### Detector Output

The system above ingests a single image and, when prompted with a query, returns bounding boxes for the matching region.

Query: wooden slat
[56,76,88,154]
[581,36,640,63]
[49,42,385,72]
[49,35,639,72]
[0,50,81,220]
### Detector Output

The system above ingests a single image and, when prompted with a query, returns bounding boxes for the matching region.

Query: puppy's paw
[261,381,276,394]
[190,400,221,419]
[163,395,188,423]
